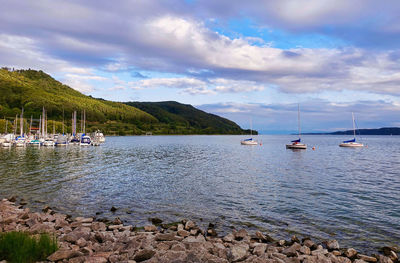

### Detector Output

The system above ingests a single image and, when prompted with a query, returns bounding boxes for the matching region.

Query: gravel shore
[0,198,398,263]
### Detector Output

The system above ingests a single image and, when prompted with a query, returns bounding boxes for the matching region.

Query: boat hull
[241,140,258,145]
[286,143,307,149]
[339,142,364,147]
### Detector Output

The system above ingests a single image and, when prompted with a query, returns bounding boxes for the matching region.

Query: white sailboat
[241,118,258,145]
[286,104,307,150]
[339,112,364,147]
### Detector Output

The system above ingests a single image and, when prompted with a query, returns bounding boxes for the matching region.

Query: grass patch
[0,231,58,263]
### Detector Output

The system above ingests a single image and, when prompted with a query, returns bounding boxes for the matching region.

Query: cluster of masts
[241,106,365,149]
[0,107,105,148]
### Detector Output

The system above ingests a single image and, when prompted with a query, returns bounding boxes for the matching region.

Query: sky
[1,0,400,133]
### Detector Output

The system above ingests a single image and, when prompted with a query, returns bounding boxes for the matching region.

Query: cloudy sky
[2,0,400,133]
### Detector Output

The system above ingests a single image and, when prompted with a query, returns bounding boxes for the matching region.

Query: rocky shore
[0,198,398,263]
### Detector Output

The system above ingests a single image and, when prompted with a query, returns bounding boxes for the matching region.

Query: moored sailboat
[286,104,307,150]
[241,119,258,145]
[339,113,364,147]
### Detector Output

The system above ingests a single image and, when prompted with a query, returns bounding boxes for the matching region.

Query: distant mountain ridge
[304,127,400,135]
[0,68,250,135]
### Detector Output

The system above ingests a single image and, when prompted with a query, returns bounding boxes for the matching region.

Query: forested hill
[329,127,400,135]
[125,101,252,135]
[0,68,249,135]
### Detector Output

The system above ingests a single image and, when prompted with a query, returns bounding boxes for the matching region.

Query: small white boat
[286,104,307,150]
[43,139,55,147]
[1,141,12,147]
[241,138,258,145]
[94,130,105,143]
[55,134,68,146]
[29,139,42,146]
[15,136,26,147]
[339,113,364,147]
[80,135,92,146]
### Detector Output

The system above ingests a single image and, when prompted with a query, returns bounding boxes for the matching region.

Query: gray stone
[345,248,358,258]
[177,229,190,237]
[229,244,249,262]
[222,233,234,242]
[184,220,196,230]
[282,243,301,257]
[144,225,157,232]
[300,245,311,255]
[325,239,340,250]
[134,249,156,262]
[253,243,267,256]
[377,255,394,263]
[47,249,83,261]
[357,254,378,262]
[155,232,177,241]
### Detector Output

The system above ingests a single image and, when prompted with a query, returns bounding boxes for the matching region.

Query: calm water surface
[0,135,399,252]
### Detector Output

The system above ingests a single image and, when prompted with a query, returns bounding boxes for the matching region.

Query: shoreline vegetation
[0,68,255,136]
[0,198,398,263]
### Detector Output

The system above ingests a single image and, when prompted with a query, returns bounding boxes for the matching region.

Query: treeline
[0,68,250,135]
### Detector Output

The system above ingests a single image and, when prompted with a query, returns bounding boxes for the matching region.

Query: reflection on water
[0,135,399,252]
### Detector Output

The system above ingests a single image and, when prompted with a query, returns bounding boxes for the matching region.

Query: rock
[223,233,234,242]
[47,249,83,261]
[82,256,108,263]
[377,255,394,263]
[134,249,156,262]
[357,254,378,262]
[42,205,51,213]
[76,237,87,247]
[177,229,190,237]
[155,233,177,241]
[253,243,267,256]
[207,228,218,237]
[91,222,107,232]
[300,245,311,255]
[282,243,301,257]
[325,239,340,250]
[8,196,17,202]
[303,239,315,249]
[255,231,274,243]
[171,243,186,252]
[177,223,184,231]
[354,260,368,263]
[278,240,286,246]
[144,225,157,232]
[183,235,206,243]
[332,250,342,256]
[112,217,122,225]
[380,247,398,261]
[234,229,248,240]
[150,217,163,225]
[76,217,93,223]
[311,248,328,256]
[184,220,196,230]
[345,248,358,258]
[229,244,249,262]
[110,206,117,212]
[291,235,300,243]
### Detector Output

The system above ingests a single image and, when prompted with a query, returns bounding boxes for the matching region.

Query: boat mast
[29,115,33,135]
[20,108,24,137]
[298,104,301,139]
[83,109,86,134]
[352,112,356,139]
[5,118,8,134]
[250,118,252,136]
[62,108,65,135]
[39,115,42,136]
[14,114,18,136]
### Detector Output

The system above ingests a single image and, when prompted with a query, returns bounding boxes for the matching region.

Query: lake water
[0,135,399,252]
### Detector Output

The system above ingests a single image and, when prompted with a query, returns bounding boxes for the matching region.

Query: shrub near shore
[0,231,57,263]
[0,198,398,262]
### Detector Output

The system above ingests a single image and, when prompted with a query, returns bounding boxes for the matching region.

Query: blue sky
[1,0,400,133]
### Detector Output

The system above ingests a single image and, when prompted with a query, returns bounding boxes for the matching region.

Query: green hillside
[126,101,253,134]
[0,68,250,135]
